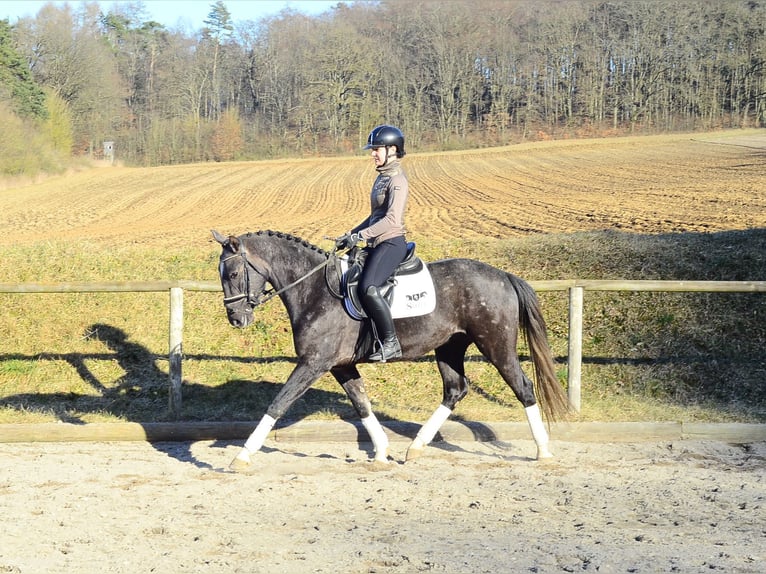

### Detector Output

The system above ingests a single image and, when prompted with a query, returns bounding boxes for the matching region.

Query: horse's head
[212,230,269,328]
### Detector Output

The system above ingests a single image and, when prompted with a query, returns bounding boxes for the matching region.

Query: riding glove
[335,232,362,250]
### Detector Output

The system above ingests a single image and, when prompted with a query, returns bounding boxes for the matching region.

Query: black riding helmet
[364,125,406,157]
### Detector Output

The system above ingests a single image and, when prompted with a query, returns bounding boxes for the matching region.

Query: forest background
[1,0,765,175]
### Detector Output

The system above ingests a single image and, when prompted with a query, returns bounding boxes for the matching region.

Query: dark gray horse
[212,230,569,470]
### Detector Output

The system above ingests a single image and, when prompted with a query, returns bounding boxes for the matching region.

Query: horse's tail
[507,273,571,422]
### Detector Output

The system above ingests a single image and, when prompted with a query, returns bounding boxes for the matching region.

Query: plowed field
[1,130,764,248]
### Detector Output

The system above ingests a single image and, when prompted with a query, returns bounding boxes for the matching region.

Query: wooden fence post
[567,286,584,412]
[168,287,184,418]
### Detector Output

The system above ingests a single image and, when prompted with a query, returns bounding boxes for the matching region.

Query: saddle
[340,242,436,320]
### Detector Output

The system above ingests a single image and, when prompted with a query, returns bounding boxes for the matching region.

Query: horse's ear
[211,230,228,245]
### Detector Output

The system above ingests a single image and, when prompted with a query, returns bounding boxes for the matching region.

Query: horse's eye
[229,271,238,280]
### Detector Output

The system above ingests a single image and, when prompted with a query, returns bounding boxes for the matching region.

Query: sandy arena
[0,436,763,573]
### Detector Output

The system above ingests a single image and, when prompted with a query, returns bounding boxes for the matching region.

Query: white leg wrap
[415,404,452,447]
[243,414,277,454]
[361,413,389,461]
[525,404,553,459]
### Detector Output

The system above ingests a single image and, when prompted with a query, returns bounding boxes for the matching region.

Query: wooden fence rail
[2,279,765,417]
[533,280,766,412]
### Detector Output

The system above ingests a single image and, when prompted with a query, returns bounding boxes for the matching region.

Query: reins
[222,248,333,308]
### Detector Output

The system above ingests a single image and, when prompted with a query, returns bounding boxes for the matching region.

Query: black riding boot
[362,285,402,362]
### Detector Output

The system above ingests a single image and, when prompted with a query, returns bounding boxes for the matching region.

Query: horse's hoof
[229,456,253,473]
[536,448,554,461]
[373,448,390,464]
[405,446,424,462]
[370,458,390,470]
[229,458,251,472]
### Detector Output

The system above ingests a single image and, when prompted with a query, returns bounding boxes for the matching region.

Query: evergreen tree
[0,19,47,119]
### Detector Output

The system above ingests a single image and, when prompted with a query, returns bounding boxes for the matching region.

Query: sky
[0,0,343,29]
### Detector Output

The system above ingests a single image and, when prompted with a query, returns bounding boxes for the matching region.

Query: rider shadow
[0,323,170,425]
[0,324,338,469]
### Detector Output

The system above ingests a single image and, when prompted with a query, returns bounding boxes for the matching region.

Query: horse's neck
[252,238,327,309]
[262,244,323,285]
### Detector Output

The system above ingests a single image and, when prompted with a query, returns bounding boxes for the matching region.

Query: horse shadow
[0,322,408,469]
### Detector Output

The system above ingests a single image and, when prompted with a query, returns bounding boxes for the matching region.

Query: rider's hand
[335,232,362,250]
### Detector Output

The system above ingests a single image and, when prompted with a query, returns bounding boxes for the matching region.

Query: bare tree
[19,2,125,155]
[8,0,765,165]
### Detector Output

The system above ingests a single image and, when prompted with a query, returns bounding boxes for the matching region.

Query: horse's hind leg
[476,338,553,460]
[515,372,553,460]
[331,365,389,463]
[406,337,470,461]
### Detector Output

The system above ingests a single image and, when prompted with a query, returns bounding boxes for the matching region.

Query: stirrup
[369,338,402,362]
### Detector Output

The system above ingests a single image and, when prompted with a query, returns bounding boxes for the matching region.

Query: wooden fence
[2,279,765,417]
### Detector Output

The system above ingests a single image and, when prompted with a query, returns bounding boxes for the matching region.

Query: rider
[336,125,409,362]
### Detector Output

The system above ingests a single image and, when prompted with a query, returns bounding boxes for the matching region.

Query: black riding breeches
[359,236,407,293]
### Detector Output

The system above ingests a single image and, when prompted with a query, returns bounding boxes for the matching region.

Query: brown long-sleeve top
[351,160,408,248]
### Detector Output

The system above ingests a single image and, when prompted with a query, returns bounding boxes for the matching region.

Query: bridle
[220,249,271,308]
[220,246,332,309]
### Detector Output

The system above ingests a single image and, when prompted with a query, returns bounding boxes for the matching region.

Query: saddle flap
[339,242,435,320]
[341,262,394,319]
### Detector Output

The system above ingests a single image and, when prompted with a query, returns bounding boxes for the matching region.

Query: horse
[212,229,570,470]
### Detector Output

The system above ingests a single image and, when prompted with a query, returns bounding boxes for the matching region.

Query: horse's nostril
[227,314,250,328]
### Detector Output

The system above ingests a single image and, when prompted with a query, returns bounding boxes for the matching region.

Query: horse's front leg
[331,366,389,463]
[230,361,324,471]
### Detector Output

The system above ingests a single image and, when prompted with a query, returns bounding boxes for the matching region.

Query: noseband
[220,250,273,308]
[220,248,332,310]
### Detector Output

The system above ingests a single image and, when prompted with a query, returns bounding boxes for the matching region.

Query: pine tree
[0,19,47,119]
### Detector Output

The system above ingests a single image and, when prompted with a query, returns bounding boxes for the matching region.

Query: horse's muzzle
[227,310,253,328]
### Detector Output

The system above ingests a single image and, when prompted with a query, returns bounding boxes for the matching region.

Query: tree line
[1,0,764,172]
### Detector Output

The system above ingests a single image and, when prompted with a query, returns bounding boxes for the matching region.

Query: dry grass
[0,130,764,425]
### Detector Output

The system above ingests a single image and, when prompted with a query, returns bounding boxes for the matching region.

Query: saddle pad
[340,258,437,319]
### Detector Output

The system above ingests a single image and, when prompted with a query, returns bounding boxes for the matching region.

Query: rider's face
[371,145,395,167]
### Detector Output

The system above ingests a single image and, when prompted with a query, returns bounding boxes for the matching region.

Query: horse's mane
[243,230,330,257]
